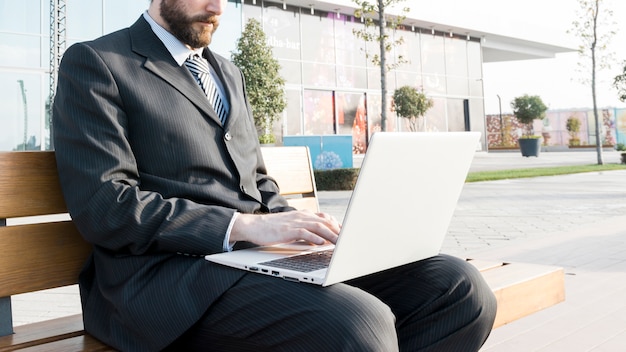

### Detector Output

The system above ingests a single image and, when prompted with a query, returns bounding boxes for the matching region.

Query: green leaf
[231,18,286,138]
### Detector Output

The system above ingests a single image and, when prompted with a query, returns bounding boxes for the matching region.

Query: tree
[231,18,286,144]
[614,61,626,102]
[566,116,582,146]
[569,0,616,165]
[352,0,409,132]
[510,94,548,137]
[392,86,433,132]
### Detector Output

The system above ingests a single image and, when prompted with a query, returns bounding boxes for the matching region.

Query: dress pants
[165,254,497,352]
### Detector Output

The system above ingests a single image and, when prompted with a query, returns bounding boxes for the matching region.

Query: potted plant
[232,18,286,144]
[510,94,548,157]
[566,116,582,147]
[392,86,433,132]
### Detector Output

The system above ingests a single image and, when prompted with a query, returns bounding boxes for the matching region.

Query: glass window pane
[40,33,50,70]
[444,37,468,78]
[421,33,445,74]
[279,60,302,84]
[368,69,396,91]
[469,78,483,97]
[367,68,380,90]
[467,41,482,79]
[385,71,397,93]
[67,0,103,41]
[363,27,381,69]
[447,98,467,132]
[284,89,302,135]
[367,93,395,133]
[0,34,41,67]
[395,29,420,72]
[336,92,367,153]
[263,5,301,60]
[0,72,43,150]
[423,73,446,94]
[395,70,422,89]
[367,92,381,136]
[468,97,485,144]
[0,0,40,33]
[302,62,335,87]
[423,97,446,132]
[336,65,366,89]
[104,0,148,33]
[243,2,262,23]
[446,76,469,96]
[335,17,366,67]
[211,1,242,58]
[272,108,284,143]
[303,90,334,135]
[301,12,335,64]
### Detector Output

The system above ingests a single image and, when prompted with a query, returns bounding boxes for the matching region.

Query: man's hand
[230,211,341,246]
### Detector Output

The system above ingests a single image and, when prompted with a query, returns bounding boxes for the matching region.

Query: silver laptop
[206,132,480,286]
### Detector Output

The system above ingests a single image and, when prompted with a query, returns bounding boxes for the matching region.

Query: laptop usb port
[271,271,280,276]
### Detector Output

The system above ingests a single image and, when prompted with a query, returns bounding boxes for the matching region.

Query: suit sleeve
[53,42,236,256]
[234,63,296,214]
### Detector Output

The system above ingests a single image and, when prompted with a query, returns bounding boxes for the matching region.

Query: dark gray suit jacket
[53,17,293,351]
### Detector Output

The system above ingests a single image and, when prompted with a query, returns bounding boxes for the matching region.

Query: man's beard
[160,0,219,48]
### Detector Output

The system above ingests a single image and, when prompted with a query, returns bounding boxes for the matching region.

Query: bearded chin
[174,24,215,48]
[160,0,218,49]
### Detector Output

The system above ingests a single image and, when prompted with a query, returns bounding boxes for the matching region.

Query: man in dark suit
[53,0,496,351]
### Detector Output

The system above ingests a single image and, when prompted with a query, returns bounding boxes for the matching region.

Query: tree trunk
[591,0,603,165]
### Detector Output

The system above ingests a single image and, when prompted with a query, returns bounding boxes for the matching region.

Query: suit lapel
[204,48,243,129]
[129,17,223,126]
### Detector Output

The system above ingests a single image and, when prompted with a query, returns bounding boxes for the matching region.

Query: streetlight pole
[497,94,504,145]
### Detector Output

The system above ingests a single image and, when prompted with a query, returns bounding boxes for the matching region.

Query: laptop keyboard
[259,249,333,272]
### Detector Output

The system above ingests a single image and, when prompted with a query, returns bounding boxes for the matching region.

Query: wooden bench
[0,148,565,351]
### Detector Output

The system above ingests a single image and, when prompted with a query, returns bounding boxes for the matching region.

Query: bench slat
[466,259,506,272]
[285,198,319,213]
[476,261,566,328]
[15,335,116,352]
[0,222,91,297]
[260,147,318,209]
[0,314,87,352]
[0,152,68,219]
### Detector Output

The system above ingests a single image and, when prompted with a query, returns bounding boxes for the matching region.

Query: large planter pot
[518,138,541,157]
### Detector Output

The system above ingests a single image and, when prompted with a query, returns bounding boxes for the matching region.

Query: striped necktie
[184,54,228,124]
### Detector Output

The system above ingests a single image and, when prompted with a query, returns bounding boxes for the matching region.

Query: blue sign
[283,135,353,170]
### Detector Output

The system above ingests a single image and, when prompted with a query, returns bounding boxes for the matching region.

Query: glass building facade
[0,0,486,152]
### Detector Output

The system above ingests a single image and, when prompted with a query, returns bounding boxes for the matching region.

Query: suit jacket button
[224,132,232,141]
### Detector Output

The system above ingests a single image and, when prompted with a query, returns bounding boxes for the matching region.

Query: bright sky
[478,0,626,114]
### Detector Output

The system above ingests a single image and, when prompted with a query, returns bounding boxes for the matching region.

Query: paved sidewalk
[469,149,622,172]
[320,150,626,351]
[320,149,625,255]
[318,168,626,258]
[10,150,626,351]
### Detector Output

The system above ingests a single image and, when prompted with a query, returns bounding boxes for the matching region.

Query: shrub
[566,116,582,146]
[566,116,581,137]
[510,94,548,136]
[314,168,360,191]
[232,18,286,143]
[392,86,433,132]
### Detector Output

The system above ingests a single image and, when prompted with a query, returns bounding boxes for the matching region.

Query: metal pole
[49,0,67,150]
[497,94,504,145]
